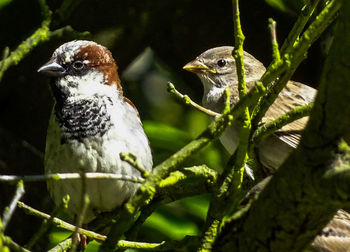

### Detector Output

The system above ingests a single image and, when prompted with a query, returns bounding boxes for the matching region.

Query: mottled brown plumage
[183,46,316,171]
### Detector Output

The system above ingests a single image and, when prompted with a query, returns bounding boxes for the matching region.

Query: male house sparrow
[38,40,153,222]
[183,46,316,172]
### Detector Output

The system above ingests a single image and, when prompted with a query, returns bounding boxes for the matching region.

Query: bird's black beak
[38,58,66,77]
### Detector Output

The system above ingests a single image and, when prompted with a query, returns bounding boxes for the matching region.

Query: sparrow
[183,46,316,172]
[38,40,153,223]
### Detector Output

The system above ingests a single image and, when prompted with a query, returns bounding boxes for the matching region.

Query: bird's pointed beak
[183,59,216,74]
[38,58,66,77]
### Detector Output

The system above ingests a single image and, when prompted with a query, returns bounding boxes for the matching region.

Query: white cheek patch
[64,70,118,99]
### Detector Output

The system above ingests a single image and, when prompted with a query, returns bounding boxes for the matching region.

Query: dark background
[0,0,326,249]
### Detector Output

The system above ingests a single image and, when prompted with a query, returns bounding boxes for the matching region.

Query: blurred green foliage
[265,0,305,15]
[0,0,12,9]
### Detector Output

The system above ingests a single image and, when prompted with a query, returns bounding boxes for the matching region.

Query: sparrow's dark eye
[72,60,85,70]
[217,59,227,67]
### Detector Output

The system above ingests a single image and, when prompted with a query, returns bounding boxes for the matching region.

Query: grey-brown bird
[183,46,316,173]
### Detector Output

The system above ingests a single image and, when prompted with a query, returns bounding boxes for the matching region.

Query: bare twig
[268,18,280,61]
[1,181,25,231]
[18,201,194,251]
[71,172,90,252]
[17,201,106,241]
[50,25,90,40]
[167,82,220,116]
[0,172,144,184]
[21,140,44,160]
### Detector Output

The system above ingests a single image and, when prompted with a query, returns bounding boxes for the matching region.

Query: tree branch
[1,181,25,232]
[215,1,350,250]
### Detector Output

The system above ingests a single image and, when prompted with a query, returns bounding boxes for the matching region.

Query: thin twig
[280,0,321,54]
[1,181,25,231]
[120,152,150,178]
[0,47,9,71]
[0,0,52,83]
[0,172,144,183]
[251,103,313,145]
[102,81,266,249]
[17,201,106,241]
[2,235,30,252]
[252,0,340,128]
[71,172,90,252]
[199,1,251,250]
[223,88,231,114]
[47,238,72,252]
[37,0,52,21]
[0,1,89,84]
[0,25,50,82]
[21,140,44,160]
[167,82,220,116]
[50,25,91,40]
[25,195,70,249]
[268,18,280,61]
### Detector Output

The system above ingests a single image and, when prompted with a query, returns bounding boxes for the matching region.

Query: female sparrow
[183,46,316,172]
[38,40,153,222]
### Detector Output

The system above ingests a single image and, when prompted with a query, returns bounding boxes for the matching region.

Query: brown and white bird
[183,46,316,172]
[38,40,153,222]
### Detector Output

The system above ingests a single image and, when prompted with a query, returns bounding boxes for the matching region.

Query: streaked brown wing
[262,81,317,148]
[312,209,350,252]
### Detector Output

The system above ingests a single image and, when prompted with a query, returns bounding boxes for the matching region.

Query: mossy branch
[0,1,89,83]
[120,152,150,178]
[215,1,350,250]
[126,165,218,240]
[18,200,203,251]
[252,0,341,127]
[198,1,252,250]
[101,79,266,251]
[280,0,321,54]
[0,25,50,82]
[268,18,280,61]
[167,82,220,116]
[251,103,313,145]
